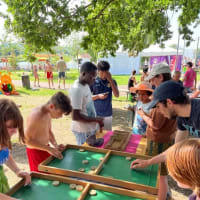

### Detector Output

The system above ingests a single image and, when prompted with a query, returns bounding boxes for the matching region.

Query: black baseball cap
[148,80,185,109]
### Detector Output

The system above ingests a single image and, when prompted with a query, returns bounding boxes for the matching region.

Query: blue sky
[0,2,199,49]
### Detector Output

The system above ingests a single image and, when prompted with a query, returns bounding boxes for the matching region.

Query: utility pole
[194,36,200,68]
[174,29,180,72]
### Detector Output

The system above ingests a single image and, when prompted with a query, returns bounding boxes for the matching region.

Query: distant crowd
[31,56,67,89]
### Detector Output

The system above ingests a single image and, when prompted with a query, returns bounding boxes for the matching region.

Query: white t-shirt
[56,60,67,72]
[69,80,98,133]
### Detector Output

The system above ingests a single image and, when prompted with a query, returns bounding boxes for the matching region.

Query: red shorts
[26,147,50,172]
[46,71,53,79]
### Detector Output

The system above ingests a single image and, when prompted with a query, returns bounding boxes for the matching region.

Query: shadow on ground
[112,107,133,132]
[12,143,28,165]
[168,176,192,197]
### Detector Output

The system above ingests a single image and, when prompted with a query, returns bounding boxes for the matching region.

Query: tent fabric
[99,52,140,75]
[141,45,183,57]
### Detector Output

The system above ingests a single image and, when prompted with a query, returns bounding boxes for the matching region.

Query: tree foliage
[2,0,200,56]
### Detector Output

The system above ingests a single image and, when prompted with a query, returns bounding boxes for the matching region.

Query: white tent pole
[174,29,180,72]
[194,36,200,68]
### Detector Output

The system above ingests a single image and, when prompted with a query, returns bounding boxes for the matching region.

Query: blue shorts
[72,130,96,145]
[58,72,65,79]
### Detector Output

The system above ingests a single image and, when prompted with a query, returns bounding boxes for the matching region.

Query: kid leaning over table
[25,92,72,172]
[0,99,31,200]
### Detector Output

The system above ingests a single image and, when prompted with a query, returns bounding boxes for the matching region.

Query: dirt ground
[2,93,192,199]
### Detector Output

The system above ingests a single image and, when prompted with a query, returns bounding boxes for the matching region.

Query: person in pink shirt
[183,62,196,92]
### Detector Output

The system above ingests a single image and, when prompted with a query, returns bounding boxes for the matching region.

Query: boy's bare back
[25,106,51,148]
[45,63,53,72]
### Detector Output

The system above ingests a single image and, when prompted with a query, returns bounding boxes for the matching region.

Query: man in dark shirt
[91,61,119,130]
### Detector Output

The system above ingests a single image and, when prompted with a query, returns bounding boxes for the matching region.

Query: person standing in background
[141,66,149,82]
[32,64,40,87]
[183,62,196,92]
[45,60,54,89]
[56,56,67,89]
[128,70,137,102]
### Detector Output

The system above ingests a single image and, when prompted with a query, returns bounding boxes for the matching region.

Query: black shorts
[58,72,65,79]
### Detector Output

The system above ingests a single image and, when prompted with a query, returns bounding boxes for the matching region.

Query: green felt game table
[99,154,158,188]
[7,173,157,200]
[48,148,105,173]
[39,144,160,195]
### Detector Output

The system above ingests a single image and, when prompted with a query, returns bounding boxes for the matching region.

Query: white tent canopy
[140,45,183,57]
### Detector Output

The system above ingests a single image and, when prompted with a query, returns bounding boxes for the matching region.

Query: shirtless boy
[45,59,54,89]
[25,92,72,172]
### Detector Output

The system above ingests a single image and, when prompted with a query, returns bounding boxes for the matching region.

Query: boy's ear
[166,98,173,106]
[49,104,55,109]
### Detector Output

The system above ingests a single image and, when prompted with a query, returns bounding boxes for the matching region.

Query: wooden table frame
[7,172,157,200]
[39,144,160,195]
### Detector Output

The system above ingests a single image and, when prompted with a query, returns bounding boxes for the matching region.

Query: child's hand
[17,171,31,186]
[130,159,149,169]
[98,93,108,100]
[48,147,63,159]
[57,144,65,151]
[137,108,145,116]
[105,72,112,82]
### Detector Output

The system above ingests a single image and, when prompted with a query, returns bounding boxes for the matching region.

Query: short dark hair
[80,62,97,73]
[97,61,110,71]
[0,99,24,149]
[136,90,152,96]
[60,56,63,59]
[48,92,72,115]
[155,73,171,82]
[159,92,190,106]
[187,62,193,68]
[143,68,148,73]
[132,70,136,75]
[146,91,153,96]
[174,71,181,75]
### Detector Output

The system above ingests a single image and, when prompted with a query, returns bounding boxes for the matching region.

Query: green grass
[1,69,138,85]
[16,87,68,96]
[1,69,79,84]
[14,86,128,102]
[113,74,141,85]
[3,69,200,86]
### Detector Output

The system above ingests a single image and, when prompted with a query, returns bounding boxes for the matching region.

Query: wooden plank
[95,151,111,174]
[110,148,152,159]
[66,144,108,154]
[6,179,25,196]
[91,183,157,200]
[136,136,147,155]
[121,131,132,150]
[78,183,91,200]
